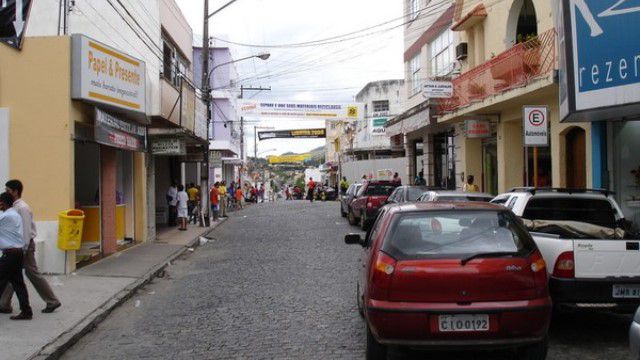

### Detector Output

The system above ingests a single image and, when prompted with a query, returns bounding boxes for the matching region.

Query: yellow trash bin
[58,209,85,251]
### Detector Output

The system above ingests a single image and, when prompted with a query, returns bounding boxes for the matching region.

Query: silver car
[631,306,640,359]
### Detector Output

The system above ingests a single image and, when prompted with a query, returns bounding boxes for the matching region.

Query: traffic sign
[0,0,32,49]
[523,106,549,147]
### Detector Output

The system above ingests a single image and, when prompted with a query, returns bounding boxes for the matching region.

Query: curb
[28,218,228,360]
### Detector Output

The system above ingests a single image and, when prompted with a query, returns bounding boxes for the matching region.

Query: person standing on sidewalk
[235,185,244,209]
[186,183,198,223]
[166,182,178,226]
[218,181,228,218]
[0,180,60,315]
[307,177,316,203]
[210,183,220,222]
[176,185,189,231]
[0,191,33,320]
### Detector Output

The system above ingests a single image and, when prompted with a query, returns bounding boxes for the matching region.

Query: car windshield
[522,197,617,229]
[364,184,396,196]
[382,210,535,261]
[407,188,426,201]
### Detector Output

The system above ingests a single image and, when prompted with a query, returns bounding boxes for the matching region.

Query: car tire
[517,337,548,360]
[341,205,347,218]
[360,213,368,231]
[366,323,387,360]
[356,283,364,318]
[348,209,357,226]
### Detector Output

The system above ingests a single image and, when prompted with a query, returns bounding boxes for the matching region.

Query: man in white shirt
[176,184,189,231]
[167,182,178,226]
[0,191,32,320]
[0,179,61,314]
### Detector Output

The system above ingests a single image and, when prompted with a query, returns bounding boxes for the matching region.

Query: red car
[345,202,551,360]
[348,180,399,230]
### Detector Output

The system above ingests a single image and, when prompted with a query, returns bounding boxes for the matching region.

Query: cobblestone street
[62,201,632,360]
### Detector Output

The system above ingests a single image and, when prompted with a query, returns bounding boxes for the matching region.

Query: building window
[162,36,189,88]
[410,53,421,95]
[372,100,389,113]
[408,0,419,20]
[430,29,454,76]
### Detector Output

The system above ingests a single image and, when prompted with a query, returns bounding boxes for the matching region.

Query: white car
[492,188,640,312]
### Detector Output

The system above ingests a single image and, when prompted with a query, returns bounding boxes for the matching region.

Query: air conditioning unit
[456,43,468,61]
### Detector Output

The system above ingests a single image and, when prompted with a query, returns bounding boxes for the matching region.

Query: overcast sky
[176,0,404,157]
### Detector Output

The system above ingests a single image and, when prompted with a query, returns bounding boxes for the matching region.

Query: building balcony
[438,29,556,114]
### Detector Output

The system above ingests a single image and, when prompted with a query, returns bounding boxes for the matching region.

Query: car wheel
[356,283,364,318]
[360,213,368,231]
[341,206,347,218]
[366,323,387,360]
[517,337,548,360]
[348,209,357,226]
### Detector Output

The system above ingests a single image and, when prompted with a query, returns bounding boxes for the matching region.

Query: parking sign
[523,106,549,147]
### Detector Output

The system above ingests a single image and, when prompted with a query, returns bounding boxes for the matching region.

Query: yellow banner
[268,154,312,164]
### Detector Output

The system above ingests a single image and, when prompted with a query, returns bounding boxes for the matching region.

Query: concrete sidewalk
[0,220,227,360]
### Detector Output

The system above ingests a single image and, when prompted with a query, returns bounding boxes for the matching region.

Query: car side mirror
[345,233,363,246]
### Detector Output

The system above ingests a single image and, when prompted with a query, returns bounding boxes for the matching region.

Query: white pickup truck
[492,188,640,312]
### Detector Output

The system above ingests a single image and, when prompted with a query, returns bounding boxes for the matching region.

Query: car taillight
[553,251,575,279]
[367,197,373,208]
[529,250,549,297]
[369,251,396,300]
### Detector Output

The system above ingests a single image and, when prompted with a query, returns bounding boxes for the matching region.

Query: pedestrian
[210,183,220,222]
[187,183,198,223]
[0,191,33,320]
[166,182,178,226]
[463,175,480,192]
[284,185,291,201]
[176,185,189,231]
[218,181,228,218]
[392,172,402,185]
[414,170,426,186]
[235,186,244,209]
[260,184,266,203]
[0,180,60,315]
[340,177,349,195]
[307,177,316,203]
[250,186,258,203]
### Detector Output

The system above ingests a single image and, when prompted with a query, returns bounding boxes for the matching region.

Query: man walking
[307,177,316,203]
[0,191,33,320]
[210,183,220,222]
[218,181,228,218]
[1,180,60,315]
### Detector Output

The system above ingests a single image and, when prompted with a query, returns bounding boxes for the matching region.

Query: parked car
[418,190,494,203]
[340,183,362,218]
[492,187,640,313]
[631,305,640,360]
[385,186,433,204]
[348,180,400,230]
[345,202,551,360]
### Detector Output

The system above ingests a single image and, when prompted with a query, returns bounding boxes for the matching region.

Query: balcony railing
[439,29,556,113]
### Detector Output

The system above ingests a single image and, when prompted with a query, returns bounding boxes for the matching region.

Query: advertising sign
[258,128,326,140]
[464,120,491,138]
[94,108,146,151]
[370,117,389,136]
[559,0,640,122]
[0,0,32,49]
[523,106,549,147]
[422,80,453,99]
[72,34,146,115]
[267,154,312,164]
[194,98,208,140]
[151,139,186,156]
[241,100,364,121]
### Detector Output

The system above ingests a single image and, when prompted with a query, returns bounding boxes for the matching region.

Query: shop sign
[523,106,549,147]
[258,128,326,140]
[390,134,404,151]
[194,98,207,140]
[267,154,311,164]
[558,0,640,122]
[72,34,146,115]
[0,0,33,49]
[151,139,186,156]
[94,108,146,151]
[464,120,491,138]
[422,80,453,99]
[370,117,389,136]
[241,100,364,121]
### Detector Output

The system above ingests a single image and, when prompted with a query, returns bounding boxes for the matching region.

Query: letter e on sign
[523,106,549,147]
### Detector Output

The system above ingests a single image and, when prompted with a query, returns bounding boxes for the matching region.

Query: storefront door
[482,140,498,195]
[434,131,456,190]
[566,127,586,188]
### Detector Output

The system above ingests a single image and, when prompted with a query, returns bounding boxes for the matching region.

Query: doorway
[433,131,456,190]
[482,140,498,194]
[565,127,586,188]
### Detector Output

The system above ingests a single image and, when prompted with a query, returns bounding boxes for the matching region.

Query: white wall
[355,80,406,151]
[26,0,162,116]
[0,109,9,186]
[342,158,409,184]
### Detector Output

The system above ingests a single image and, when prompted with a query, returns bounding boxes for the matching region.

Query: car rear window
[522,197,617,228]
[382,210,535,261]
[364,185,397,196]
[407,188,426,201]
[438,195,492,202]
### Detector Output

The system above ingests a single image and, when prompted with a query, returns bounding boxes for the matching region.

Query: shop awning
[386,107,429,137]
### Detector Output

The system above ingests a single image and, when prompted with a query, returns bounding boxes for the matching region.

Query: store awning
[386,107,429,137]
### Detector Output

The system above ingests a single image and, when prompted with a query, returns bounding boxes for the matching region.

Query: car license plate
[438,314,489,332]
[613,285,640,298]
